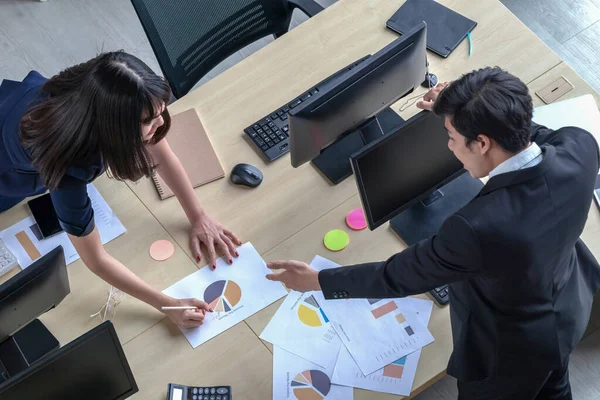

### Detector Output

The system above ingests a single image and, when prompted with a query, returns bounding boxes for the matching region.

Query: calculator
[167,384,231,400]
[0,239,18,277]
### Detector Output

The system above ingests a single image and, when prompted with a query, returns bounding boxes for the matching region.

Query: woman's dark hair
[21,51,172,189]
[433,67,533,154]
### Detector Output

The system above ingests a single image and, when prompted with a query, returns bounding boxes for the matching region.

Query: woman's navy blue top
[0,71,103,237]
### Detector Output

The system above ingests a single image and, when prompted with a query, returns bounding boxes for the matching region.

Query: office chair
[131,0,325,99]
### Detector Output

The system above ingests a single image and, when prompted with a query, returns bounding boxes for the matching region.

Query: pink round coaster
[346,208,367,230]
[149,240,175,261]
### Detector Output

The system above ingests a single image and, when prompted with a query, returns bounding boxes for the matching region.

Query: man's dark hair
[21,51,172,189]
[433,67,533,153]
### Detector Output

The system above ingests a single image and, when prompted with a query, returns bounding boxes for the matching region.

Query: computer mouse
[230,163,263,188]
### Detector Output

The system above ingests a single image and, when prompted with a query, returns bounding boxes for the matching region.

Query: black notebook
[386,0,477,58]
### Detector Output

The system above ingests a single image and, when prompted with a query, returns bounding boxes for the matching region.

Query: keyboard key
[300,93,312,101]
[270,113,278,120]
[273,136,281,144]
[289,99,302,109]
[268,122,275,128]
[440,289,448,297]
[277,110,285,116]
[261,144,269,151]
[281,114,288,121]
[252,124,261,131]
[255,138,265,146]
[434,287,444,293]
[278,134,286,140]
[257,128,264,134]
[310,88,318,95]
[283,126,289,133]
[282,106,290,113]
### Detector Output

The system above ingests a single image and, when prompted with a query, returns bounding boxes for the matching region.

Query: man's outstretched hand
[266,260,321,292]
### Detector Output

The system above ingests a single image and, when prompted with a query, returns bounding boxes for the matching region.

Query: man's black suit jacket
[319,123,600,381]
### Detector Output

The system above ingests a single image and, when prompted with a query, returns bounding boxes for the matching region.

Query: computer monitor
[0,246,69,379]
[351,111,484,245]
[0,321,138,400]
[289,22,428,184]
[0,246,68,341]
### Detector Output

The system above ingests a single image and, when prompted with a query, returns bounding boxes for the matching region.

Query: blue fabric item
[0,71,102,236]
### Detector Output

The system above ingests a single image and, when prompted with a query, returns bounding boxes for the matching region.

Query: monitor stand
[390,172,484,246]
[310,107,406,185]
[0,319,59,381]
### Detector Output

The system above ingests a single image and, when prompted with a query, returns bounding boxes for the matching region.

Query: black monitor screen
[352,111,464,229]
[0,322,137,400]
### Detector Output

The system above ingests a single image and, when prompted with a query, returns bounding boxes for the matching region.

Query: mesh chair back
[132,0,293,98]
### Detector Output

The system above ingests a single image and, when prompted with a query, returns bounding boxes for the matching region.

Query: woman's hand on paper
[189,213,242,270]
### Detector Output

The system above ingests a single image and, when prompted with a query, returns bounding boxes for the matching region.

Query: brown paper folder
[152,109,224,200]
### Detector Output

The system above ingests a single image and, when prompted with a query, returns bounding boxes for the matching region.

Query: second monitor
[351,111,483,244]
[289,22,428,184]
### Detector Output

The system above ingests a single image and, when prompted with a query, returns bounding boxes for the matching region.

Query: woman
[0,51,240,328]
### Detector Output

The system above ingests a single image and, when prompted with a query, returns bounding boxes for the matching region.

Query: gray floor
[1,0,600,399]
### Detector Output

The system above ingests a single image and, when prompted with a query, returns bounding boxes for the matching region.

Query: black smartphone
[27,193,63,239]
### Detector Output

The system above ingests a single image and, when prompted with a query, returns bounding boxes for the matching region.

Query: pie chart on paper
[291,370,331,400]
[203,280,242,313]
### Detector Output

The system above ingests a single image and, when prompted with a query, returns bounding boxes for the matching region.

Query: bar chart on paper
[331,298,434,396]
[316,291,435,374]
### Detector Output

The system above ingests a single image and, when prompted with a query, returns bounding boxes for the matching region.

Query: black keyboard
[244,56,371,161]
[430,285,449,305]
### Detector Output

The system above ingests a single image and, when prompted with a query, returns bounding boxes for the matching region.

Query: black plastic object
[0,321,138,400]
[388,172,483,246]
[0,246,68,380]
[386,0,477,58]
[311,107,405,184]
[289,23,428,169]
[230,163,263,188]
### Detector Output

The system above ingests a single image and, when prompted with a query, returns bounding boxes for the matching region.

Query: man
[266,67,600,399]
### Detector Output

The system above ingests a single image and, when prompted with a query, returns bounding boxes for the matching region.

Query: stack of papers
[262,255,436,398]
[0,184,126,269]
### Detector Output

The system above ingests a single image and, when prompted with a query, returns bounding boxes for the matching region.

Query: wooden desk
[127,0,561,260]
[122,0,600,398]
[1,0,598,399]
[0,176,200,345]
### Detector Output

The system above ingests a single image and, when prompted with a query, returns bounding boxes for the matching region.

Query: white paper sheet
[273,346,353,400]
[260,255,342,369]
[332,298,434,396]
[0,184,126,268]
[532,94,600,145]
[311,256,434,375]
[163,242,288,348]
